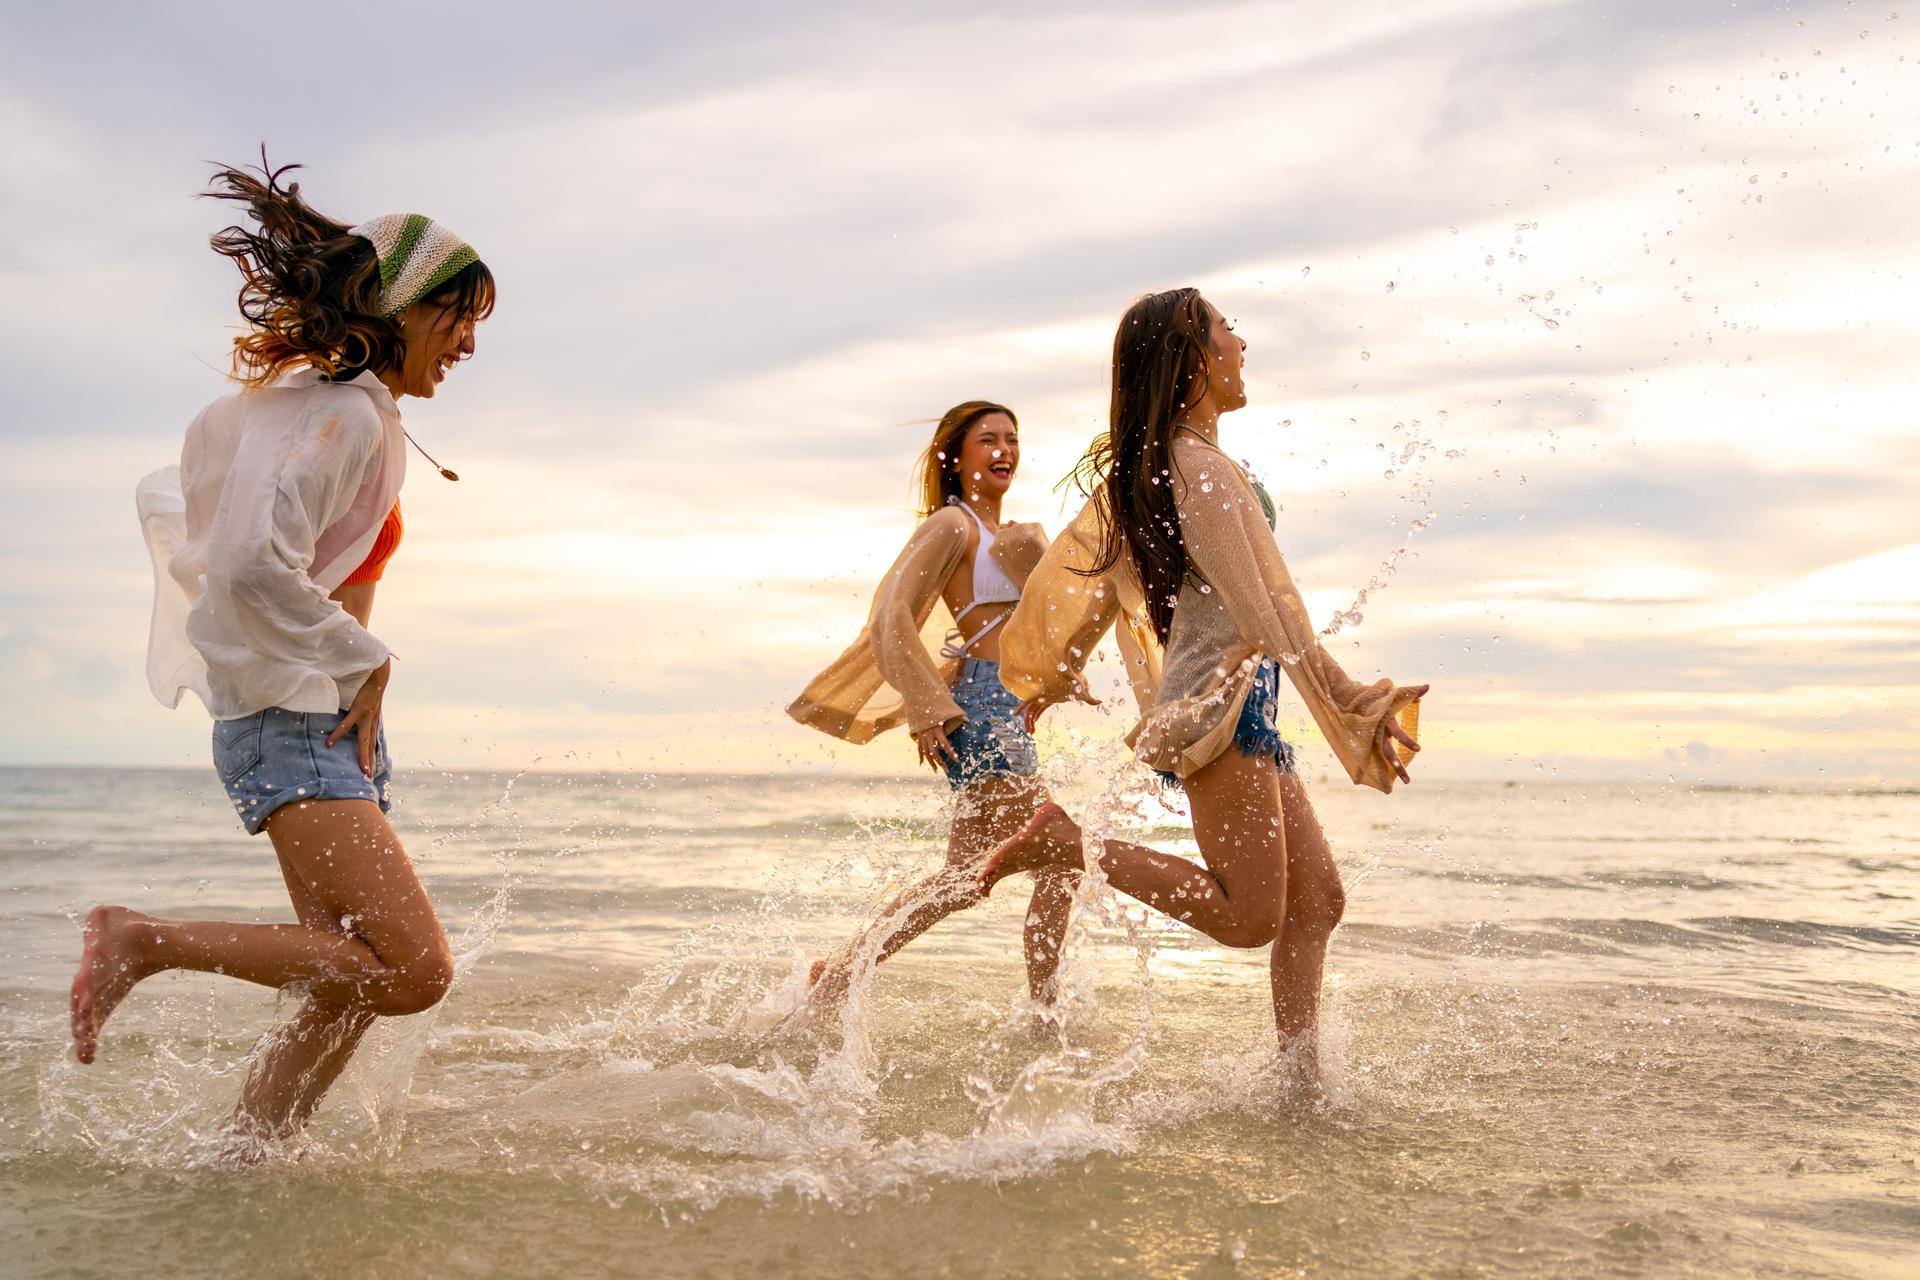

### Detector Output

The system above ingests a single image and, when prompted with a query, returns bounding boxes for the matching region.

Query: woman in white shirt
[71,157,495,1150]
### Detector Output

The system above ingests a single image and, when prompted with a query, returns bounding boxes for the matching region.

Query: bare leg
[69,798,452,1140]
[981,748,1288,951]
[230,800,453,1139]
[1269,771,1344,1075]
[1022,868,1077,1002]
[808,778,1069,1009]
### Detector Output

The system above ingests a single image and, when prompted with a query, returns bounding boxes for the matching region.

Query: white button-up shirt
[137,369,406,720]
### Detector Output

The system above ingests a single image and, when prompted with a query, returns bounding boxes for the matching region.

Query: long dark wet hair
[1067,287,1219,643]
[204,151,496,388]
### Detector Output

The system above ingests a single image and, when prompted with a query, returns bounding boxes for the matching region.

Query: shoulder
[913,504,973,547]
[1169,437,1236,499]
[997,519,1049,555]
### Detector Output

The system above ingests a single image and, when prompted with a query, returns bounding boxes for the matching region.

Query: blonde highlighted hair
[914,400,1018,517]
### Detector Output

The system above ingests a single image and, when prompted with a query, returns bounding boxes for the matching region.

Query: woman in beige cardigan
[788,402,1076,1018]
[978,290,1426,1080]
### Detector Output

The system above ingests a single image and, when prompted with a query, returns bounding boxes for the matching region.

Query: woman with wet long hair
[979,288,1425,1083]
[71,156,496,1148]
[787,402,1076,1019]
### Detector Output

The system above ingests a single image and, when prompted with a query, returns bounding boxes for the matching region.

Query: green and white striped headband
[349,213,480,317]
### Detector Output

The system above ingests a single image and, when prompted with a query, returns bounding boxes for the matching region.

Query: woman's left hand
[1377,685,1428,784]
[327,657,392,778]
[1019,692,1098,734]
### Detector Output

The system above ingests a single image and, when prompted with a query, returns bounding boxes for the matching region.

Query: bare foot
[976,803,1084,896]
[69,905,152,1065]
[807,958,827,988]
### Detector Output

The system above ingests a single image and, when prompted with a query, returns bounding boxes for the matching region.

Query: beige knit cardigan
[788,504,1051,742]
[998,437,1423,794]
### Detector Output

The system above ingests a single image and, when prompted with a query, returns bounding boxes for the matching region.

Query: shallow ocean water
[2,764,1916,1278]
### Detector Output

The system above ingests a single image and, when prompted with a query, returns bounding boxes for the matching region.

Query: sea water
[2,764,1916,1277]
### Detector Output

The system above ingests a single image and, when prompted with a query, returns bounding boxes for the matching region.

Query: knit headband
[348,213,480,317]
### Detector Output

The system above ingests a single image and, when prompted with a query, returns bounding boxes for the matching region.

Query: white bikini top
[941,502,1022,659]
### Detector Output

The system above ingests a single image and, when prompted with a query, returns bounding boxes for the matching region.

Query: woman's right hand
[915,722,960,772]
[1377,684,1429,784]
[326,657,392,779]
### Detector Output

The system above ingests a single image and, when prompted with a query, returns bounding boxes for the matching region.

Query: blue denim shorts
[1156,657,1297,790]
[211,707,391,835]
[944,658,1040,791]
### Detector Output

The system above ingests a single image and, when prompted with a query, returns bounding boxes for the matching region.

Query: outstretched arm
[1176,446,1425,793]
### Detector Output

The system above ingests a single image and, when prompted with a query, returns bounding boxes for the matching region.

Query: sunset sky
[2,0,1914,785]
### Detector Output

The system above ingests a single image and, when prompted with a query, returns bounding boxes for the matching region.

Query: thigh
[947,777,1048,867]
[1275,770,1340,902]
[1182,745,1287,904]
[264,799,446,966]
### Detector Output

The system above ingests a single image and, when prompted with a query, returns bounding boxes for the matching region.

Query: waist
[951,656,1005,687]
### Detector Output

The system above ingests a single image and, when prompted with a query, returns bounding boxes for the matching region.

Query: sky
[1,0,1915,785]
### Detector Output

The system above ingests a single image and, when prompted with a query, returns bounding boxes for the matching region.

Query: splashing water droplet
[1300,266,1312,277]
[1360,350,1372,361]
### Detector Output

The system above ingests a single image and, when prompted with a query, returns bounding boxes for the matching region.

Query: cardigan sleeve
[1174,442,1423,793]
[869,507,971,734]
[998,497,1126,706]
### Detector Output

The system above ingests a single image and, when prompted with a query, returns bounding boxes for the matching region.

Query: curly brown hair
[204,152,495,388]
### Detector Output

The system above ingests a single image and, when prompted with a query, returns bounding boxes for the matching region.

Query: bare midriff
[947,600,1013,665]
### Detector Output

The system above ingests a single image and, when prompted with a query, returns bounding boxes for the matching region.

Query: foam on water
[5,767,1918,1275]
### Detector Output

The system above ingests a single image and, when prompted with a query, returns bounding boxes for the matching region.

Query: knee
[372,941,455,1016]
[1289,877,1346,937]
[1217,909,1282,950]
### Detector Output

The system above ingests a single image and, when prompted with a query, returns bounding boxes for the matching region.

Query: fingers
[358,721,376,778]
[325,712,352,748]
[1379,723,1413,784]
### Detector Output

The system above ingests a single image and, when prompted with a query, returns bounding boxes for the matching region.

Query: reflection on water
[3,766,1917,1277]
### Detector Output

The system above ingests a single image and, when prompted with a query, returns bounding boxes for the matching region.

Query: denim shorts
[211,706,391,835]
[1156,657,1297,790]
[944,658,1040,791]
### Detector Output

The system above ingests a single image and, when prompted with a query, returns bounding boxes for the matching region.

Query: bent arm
[999,498,1126,705]
[869,509,970,734]
[213,412,390,680]
[1179,457,1422,792]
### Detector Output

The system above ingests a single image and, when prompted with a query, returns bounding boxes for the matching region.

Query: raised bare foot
[975,803,1084,896]
[69,905,152,1065]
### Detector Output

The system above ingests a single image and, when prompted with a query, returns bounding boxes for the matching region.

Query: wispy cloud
[0,0,1912,784]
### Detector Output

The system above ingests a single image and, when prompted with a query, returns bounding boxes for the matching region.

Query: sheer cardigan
[998,437,1423,794]
[788,504,1049,741]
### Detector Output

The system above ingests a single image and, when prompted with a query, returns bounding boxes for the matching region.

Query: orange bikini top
[342,503,403,585]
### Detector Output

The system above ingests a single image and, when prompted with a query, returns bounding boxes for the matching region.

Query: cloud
[0,0,1914,785]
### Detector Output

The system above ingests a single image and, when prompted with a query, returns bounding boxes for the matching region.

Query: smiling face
[389,301,479,399]
[952,411,1019,503]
